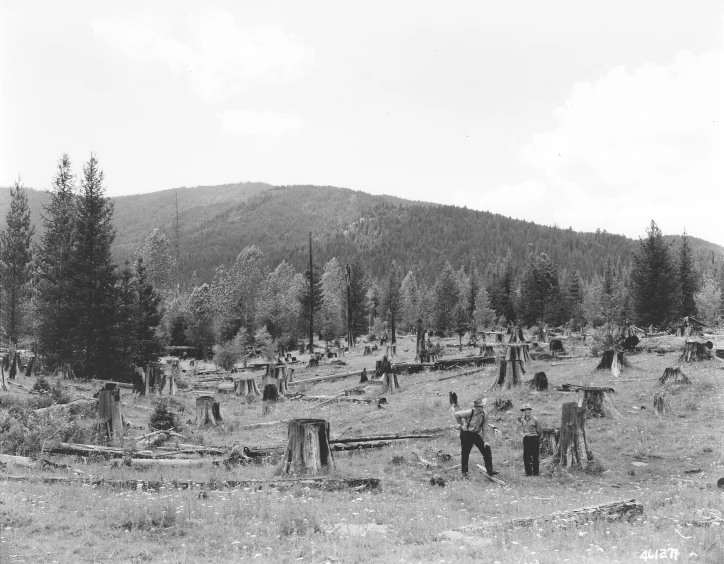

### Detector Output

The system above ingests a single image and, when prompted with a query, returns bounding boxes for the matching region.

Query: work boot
[461,473,470,479]
[487,470,499,477]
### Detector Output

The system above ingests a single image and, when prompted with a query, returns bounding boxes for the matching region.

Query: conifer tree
[116,260,138,371]
[299,262,323,345]
[379,260,402,344]
[36,155,77,369]
[0,179,35,350]
[631,220,677,327]
[343,261,369,342]
[519,252,562,326]
[399,271,421,331]
[319,257,345,343]
[676,230,699,319]
[135,228,177,299]
[433,262,461,333]
[68,154,118,378]
[135,257,162,367]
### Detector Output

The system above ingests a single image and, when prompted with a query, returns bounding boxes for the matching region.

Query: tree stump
[9,353,18,380]
[595,350,626,377]
[449,391,458,409]
[679,341,713,362]
[263,384,279,402]
[549,339,565,356]
[480,345,495,357]
[308,358,319,368]
[24,357,34,377]
[555,402,590,470]
[386,345,396,357]
[577,386,622,419]
[659,367,691,385]
[508,327,525,343]
[235,376,261,397]
[489,346,526,390]
[196,396,221,427]
[653,390,671,414]
[363,346,372,356]
[539,428,559,457]
[382,372,400,394]
[98,389,124,442]
[493,398,513,411]
[281,418,332,475]
[529,372,548,391]
[375,355,392,378]
[167,376,178,396]
[359,368,368,384]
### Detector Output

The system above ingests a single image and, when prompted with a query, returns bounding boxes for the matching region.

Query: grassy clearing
[1,334,723,563]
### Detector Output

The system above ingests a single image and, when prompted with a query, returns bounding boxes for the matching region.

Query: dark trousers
[460,431,493,474]
[523,435,539,476]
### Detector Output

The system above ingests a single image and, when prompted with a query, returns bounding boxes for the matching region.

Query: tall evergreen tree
[68,154,118,378]
[36,155,77,370]
[135,258,162,367]
[343,261,369,343]
[399,271,421,331]
[116,260,138,372]
[135,228,177,299]
[676,230,699,319]
[631,220,677,327]
[433,262,461,333]
[299,263,323,345]
[488,259,516,321]
[0,179,35,350]
[379,260,403,344]
[519,252,562,326]
[319,257,345,343]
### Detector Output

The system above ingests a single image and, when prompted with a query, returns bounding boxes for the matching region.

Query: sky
[1,1,722,244]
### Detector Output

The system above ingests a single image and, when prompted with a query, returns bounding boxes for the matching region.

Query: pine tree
[676,230,699,319]
[36,155,77,370]
[379,261,403,344]
[135,258,162,367]
[68,154,118,378]
[631,221,677,327]
[344,261,369,343]
[135,228,177,299]
[185,283,215,358]
[694,271,721,326]
[399,271,421,332]
[0,179,35,350]
[519,252,562,326]
[299,262,323,345]
[319,257,345,343]
[116,260,138,372]
[433,262,461,333]
[473,284,496,329]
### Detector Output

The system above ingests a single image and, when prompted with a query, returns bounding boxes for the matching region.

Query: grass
[1,333,723,563]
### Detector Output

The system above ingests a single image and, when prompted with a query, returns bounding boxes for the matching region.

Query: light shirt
[454,407,488,441]
[519,414,540,437]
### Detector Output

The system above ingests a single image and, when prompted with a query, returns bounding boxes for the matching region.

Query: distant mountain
[1,182,722,287]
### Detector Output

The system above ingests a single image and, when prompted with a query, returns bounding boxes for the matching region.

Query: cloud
[91,9,315,103]
[218,109,303,137]
[514,50,723,241]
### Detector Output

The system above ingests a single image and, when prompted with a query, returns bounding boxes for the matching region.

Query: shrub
[149,401,179,431]
[32,378,51,393]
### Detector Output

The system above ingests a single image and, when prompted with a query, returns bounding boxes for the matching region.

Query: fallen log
[332,441,390,452]
[436,366,490,382]
[508,498,644,528]
[434,356,495,370]
[291,395,380,404]
[121,458,216,467]
[331,432,440,444]
[288,370,365,387]
[33,398,96,416]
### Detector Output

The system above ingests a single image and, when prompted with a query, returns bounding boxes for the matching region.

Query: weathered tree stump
[490,345,526,390]
[308,358,319,368]
[281,418,333,475]
[539,428,559,457]
[98,389,124,442]
[449,391,458,409]
[508,327,525,343]
[363,345,372,356]
[9,353,18,380]
[595,350,626,377]
[659,367,691,385]
[24,357,35,377]
[167,376,178,396]
[653,390,671,414]
[375,355,392,378]
[493,398,513,411]
[577,386,622,419]
[529,371,548,391]
[196,396,221,427]
[263,383,279,402]
[359,368,368,384]
[235,376,261,397]
[679,341,713,362]
[386,345,396,357]
[555,402,590,469]
[549,339,565,356]
[382,372,400,394]
[480,345,496,357]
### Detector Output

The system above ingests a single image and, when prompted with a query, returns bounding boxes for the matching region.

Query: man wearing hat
[518,403,541,476]
[454,398,499,478]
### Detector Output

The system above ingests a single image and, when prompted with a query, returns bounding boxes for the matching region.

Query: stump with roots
[555,402,591,470]
[493,398,513,411]
[595,350,627,377]
[539,428,559,457]
[98,389,124,442]
[263,365,292,395]
[490,345,526,390]
[653,390,672,414]
[308,358,319,368]
[577,386,622,419]
[235,376,261,397]
[281,418,333,475]
[382,372,400,394]
[529,372,548,391]
[375,355,392,378]
[679,341,713,362]
[508,327,525,343]
[659,367,691,386]
[386,345,397,357]
[549,339,566,356]
[196,396,222,427]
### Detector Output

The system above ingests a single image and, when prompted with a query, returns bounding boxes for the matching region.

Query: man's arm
[454,409,471,428]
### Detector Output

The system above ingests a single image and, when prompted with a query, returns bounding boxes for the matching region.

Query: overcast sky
[1,1,722,243]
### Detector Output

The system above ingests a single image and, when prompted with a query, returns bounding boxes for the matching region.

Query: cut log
[476,464,506,485]
[529,372,548,391]
[659,366,691,385]
[332,440,390,452]
[577,387,623,419]
[195,396,221,427]
[555,402,590,470]
[123,458,215,467]
[34,398,96,416]
[98,389,124,441]
[331,432,441,444]
[281,418,333,475]
[507,499,643,528]
[382,372,400,394]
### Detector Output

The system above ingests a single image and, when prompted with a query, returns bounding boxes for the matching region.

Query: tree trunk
[679,340,713,362]
[653,390,670,414]
[235,376,261,397]
[529,371,548,391]
[659,367,691,385]
[539,428,559,457]
[196,396,220,427]
[282,418,333,475]
[595,350,626,376]
[382,372,400,394]
[489,345,526,390]
[415,319,424,359]
[0,365,7,391]
[168,376,177,396]
[386,345,396,357]
[577,387,622,419]
[9,353,18,379]
[98,389,124,442]
[509,499,643,528]
[556,402,590,470]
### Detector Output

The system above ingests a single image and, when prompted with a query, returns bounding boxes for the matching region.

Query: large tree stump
[529,371,548,391]
[658,367,691,385]
[490,345,526,390]
[679,341,713,362]
[653,390,671,414]
[196,396,221,427]
[539,428,559,457]
[9,353,18,380]
[480,345,496,357]
[235,375,261,397]
[577,386,622,419]
[555,402,590,470]
[98,389,124,442]
[167,376,178,396]
[508,327,525,343]
[282,418,333,475]
[382,372,400,394]
[595,350,626,377]
[375,355,392,378]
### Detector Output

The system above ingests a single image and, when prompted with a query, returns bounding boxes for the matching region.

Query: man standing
[518,403,541,476]
[454,398,499,478]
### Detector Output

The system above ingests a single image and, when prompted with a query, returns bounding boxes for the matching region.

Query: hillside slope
[0,183,721,285]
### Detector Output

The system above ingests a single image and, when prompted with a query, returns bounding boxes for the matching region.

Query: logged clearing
[2,334,724,564]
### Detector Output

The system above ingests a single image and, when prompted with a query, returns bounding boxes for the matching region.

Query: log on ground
[508,499,643,528]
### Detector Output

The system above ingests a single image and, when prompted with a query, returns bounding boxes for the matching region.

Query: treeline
[3,160,724,380]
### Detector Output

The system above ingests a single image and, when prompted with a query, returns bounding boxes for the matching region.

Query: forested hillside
[1,182,721,287]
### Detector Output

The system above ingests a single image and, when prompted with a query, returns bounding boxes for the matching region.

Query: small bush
[278,507,321,537]
[149,401,179,431]
[32,378,52,393]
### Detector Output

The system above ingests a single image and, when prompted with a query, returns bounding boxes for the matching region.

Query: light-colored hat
[520,403,533,411]
[473,398,488,408]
